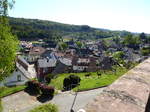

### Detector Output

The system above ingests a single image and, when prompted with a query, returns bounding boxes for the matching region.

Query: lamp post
[70,78,80,112]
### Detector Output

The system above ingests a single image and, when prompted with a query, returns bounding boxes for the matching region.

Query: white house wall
[73,66,88,71]
[0,70,29,86]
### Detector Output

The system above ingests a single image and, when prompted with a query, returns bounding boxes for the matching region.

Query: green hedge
[30,104,58,112]
[0,85,26,98]
[0,99,2,112]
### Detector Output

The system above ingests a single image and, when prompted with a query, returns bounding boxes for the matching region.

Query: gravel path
[2,88,105,112]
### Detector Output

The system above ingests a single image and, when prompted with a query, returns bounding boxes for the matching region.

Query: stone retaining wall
[85,58,150,112]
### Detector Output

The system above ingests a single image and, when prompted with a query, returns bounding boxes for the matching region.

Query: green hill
[8,17,131,40]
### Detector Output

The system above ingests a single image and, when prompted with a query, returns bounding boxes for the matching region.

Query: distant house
[72,56,100,72]
[122,48,141,62]
[52,58,72,75]
[0,56,36,86]
[36,58,57,80]
[27,46,46,63]
[20,41,33,49]
[54,51,65,59]
[36,57,72,80]
[76,48,93,57]
[72,57,90,72]
[64,49,76,60]
[42,51,63,60]
[44,40,57,48]
[97,41,107,52]
[87,57,100,72]
[99,56,119,70]
[107,48,117,54]
[65,40,75,48]
[41,49,52,58]
[87,44,98,51]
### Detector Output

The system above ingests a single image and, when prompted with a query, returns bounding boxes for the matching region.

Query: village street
[2,87,105,112]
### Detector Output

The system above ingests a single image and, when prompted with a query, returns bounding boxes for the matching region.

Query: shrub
[141,47,150,56]
[63,75,81,90]
[63,77,71,90]
[26,80,40,94]
[112,51,125,59]
[40,85,55,96]
[69,75,81,86]
[44,76,51,84]
[30,103,58,112]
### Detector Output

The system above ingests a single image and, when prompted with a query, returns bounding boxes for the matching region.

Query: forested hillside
[9,17,128,40]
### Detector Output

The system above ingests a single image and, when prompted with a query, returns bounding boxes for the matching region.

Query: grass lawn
[30,103,58,112]
[0,85,26,98]
[50,67,128,91]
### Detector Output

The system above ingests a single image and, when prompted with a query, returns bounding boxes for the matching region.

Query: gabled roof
[72,56,90,66]
[17,56,29,71]
[29,47,46,55]
[37,58,57,68]
[77,58,90,63]
[17,56,29,66]
[16,63,34,79]
[59,58,72,66]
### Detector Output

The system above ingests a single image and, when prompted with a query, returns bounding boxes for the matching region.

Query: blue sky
[9,0,150,33]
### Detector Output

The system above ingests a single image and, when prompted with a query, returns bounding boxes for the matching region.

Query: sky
[9,0,150,33]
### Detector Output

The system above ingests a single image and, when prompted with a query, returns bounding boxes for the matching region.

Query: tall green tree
[76,41,82,48]
[123,34,140,48]
[58,42,68,51]
[140,32,146,40]
[0,0,18,81]
[113,36,120,44]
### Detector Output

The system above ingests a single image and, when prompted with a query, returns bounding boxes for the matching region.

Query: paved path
[2,88,105,112]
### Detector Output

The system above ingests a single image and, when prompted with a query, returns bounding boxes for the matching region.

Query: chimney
[46,57,49,62]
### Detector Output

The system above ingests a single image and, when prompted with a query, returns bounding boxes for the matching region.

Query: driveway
[2,88,105,112]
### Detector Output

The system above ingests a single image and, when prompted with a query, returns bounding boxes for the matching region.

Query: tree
[0,0,18,81]
[58,42,68,51]
[113,36,120,44]
[112,51,125,64]
[46,31,62,42]
[141,46,150,56]
[63,75,81,90]
[140,32,150,44]
[140,32,146,40]
[76,41,82,48]
[123,34,140,49]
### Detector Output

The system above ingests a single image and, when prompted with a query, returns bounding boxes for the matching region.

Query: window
[17,75,21,81]
[43,68,49,73]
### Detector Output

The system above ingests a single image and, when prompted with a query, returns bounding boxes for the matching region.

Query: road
[2,88,105,112]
